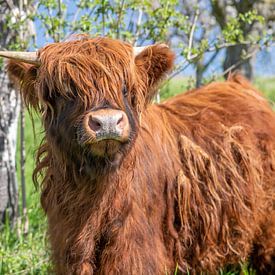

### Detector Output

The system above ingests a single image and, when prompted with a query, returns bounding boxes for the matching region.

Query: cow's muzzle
[85,109,130,142]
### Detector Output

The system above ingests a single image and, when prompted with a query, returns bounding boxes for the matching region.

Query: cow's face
[7,37,174,168]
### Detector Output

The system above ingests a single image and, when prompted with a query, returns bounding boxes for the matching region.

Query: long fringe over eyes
[36,37,147,119]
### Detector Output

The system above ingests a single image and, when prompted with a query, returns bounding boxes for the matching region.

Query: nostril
[117,115,123,125]
[89,117,102,132]
[116,114,125,129]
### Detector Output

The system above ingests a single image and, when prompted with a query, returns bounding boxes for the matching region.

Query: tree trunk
[223,45,254,79]
[0,0,34,226]
[0,70,20,225]
[195,59,204,87]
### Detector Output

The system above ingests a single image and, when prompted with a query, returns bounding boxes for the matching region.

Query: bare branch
[220,47,259,77]
[203,50,220,72]
[116,0,125,39]
[169,40,262,81]
[187,9,199,60]
[57,0,63,42]
[133,8,143,46]
[72,6,81,24]
[3,0,15,11]
[102,0,106,36]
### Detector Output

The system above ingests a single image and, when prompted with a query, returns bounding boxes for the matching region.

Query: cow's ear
[134,44,175,102]
[6,60,39,110]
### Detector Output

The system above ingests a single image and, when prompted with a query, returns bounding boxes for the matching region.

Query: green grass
[0,113,50,274]
[0,207,50,274]
[254,77,275,107]
[161,76,275,103]
[0,77,274,274]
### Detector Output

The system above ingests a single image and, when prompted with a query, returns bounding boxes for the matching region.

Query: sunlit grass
[161,76,275,104]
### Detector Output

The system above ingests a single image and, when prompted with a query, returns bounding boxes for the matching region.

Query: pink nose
[87,109,130,142]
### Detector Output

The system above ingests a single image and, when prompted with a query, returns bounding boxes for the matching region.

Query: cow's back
[160,76,275,173]
[153,76,275,272]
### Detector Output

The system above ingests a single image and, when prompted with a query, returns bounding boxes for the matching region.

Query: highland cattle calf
[1,36,275,274]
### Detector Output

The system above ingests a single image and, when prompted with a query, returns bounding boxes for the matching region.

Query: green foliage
[222,10,264,43]
[29,0,274,86]
[37,0,188,43]
[141,0,186,42]
[1,1,273,83]
[37,0,68,42]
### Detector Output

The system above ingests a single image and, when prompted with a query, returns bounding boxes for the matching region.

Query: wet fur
[7,36,275,274]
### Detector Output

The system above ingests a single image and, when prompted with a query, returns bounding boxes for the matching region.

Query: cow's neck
[48,105,180,272]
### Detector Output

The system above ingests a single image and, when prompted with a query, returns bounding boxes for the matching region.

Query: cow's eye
[122,85,128,97]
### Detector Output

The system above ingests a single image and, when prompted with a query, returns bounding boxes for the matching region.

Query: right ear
[134,44,175,104]
[6,60,39,110]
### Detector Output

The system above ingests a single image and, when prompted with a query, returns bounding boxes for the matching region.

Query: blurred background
[0,0,274,273]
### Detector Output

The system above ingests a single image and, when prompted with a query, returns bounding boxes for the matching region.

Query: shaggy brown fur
[7,36,275,274]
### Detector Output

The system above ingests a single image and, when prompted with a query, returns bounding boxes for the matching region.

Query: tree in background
[168,0,274,86]
[211,0,275,79]
[169,0,219,87]
[0,0,35,226]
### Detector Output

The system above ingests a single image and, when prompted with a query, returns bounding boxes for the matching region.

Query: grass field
[0,77,274,274]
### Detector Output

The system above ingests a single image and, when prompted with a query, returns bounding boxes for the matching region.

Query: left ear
[134,44,175,101]
[6,60,39,110]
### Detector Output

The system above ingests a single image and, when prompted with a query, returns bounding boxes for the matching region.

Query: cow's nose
[87,109,130,142]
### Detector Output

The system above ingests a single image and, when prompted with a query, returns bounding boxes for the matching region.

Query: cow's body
[5,37,275,274]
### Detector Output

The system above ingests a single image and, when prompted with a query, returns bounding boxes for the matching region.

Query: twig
[102,0,105,36]
[220,47,259,77]
[163,62,191,86]
[187,9,199,60]
[72,6,81,25]
[4,0,20,26]
[57,0,63,42]
[116,0,125,39]
[45,5,56,41]
[3,0,15,11]
[168,40,262,81]
[133,8,143,46]
[68,6,96,37]
[203,50,220,72]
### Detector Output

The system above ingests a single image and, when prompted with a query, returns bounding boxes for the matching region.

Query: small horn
[133,44,169,57]
[0,51,40,65]
[133,46,148,57]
